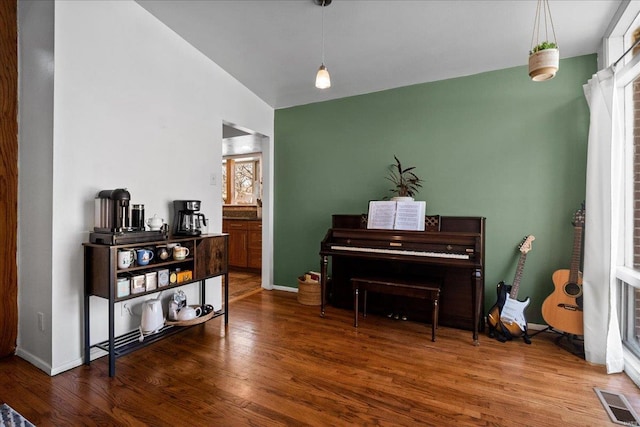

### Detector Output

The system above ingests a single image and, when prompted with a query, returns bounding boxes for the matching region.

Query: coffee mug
[173,246,190,260]
[117,250,135,269]
[136,248,154,266]
[176,305,202,321]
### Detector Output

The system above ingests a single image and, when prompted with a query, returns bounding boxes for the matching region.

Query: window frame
[222,154,262,206]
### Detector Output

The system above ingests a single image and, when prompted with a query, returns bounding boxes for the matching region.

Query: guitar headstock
[519,235,535,254]
[572,204,585,227]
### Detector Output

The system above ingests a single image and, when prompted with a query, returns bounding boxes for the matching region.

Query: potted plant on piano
[386,155,423,201]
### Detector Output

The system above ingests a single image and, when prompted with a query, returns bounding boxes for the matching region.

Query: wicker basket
[297,279,321,306]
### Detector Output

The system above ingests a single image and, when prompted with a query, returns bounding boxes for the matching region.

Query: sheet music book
[367,200,426,231]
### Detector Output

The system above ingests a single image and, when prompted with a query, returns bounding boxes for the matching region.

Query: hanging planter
[528,0,559,81]
[529,42,559,81]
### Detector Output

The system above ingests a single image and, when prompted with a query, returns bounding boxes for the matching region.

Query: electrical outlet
[37,312,45,332]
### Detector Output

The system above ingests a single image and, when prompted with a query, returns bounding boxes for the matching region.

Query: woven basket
[297,279,321,306]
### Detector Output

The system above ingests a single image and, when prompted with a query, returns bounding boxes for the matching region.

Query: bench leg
[432,298,439,342]
[363,290,368,318]
[354,287,359,327]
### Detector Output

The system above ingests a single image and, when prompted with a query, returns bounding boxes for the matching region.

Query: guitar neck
[510,253,527,299]
[569,225,583,283]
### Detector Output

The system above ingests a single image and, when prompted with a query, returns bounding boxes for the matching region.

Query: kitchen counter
[222,216,261,221]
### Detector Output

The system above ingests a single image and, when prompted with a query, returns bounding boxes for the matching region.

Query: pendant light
[315,0,332,89]
[528,0,559,81]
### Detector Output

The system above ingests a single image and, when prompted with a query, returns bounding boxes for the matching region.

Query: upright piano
[319,214,485,344]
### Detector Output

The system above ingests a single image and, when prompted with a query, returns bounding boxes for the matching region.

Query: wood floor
[1,289,639,426]
[227,269,262,302]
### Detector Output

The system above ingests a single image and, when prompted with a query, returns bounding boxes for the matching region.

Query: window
[222,155,262,205]
[617,19,640,385]
[620,73,640,366]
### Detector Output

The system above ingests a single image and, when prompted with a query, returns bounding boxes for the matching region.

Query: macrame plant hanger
[528,0,560,81]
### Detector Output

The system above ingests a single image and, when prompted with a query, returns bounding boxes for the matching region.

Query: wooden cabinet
[248,221,262,269]
[83,234,228,377]
[223,219,261,270]
[223,220,248,267]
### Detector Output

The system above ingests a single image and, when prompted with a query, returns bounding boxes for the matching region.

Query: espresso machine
[173,200,208,236]
[90,188,167,244]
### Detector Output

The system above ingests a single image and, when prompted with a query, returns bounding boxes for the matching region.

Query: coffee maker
[173,200,207,236]
[94,188,132,233]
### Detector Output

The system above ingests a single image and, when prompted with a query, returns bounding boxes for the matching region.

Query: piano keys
[319,214,485,344]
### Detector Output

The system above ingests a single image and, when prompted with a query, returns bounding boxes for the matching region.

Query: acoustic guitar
[541,207,585,336]
[487,235,535,343]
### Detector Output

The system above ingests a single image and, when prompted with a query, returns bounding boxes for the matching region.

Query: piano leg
[473,269,483,345]
[363,290,367,318]
[320,255,328,317]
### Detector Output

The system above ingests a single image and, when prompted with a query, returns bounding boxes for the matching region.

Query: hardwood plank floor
[227,270,262,302]
[1,290,638,426]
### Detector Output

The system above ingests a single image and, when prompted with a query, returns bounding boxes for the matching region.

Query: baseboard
[14,347,53,376]
[50,357,84,376]
[15,345,109,376]
[272,284,297,293]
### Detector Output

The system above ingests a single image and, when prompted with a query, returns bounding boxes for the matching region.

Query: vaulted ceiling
[137,0,622,109]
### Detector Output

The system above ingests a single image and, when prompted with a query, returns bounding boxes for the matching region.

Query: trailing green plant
[530,41,558,55]
[386,155,423,198]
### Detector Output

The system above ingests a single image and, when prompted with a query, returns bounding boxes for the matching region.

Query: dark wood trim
[0,0,18,357]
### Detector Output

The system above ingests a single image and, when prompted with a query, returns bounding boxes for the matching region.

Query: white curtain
[582,67,624,373]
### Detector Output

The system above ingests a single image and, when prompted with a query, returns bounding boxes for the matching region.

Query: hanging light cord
[321,0,326,65]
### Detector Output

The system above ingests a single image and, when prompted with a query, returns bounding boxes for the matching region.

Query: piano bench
[351,277,441,342]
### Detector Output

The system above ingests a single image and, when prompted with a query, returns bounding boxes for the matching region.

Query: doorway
[221,122,267,300]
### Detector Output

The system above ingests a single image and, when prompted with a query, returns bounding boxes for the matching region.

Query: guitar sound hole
[564,282,582,297]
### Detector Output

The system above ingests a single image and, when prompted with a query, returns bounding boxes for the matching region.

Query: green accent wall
[274,54,595,324]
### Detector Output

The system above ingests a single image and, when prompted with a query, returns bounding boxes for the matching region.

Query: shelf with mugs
[115,257,194,274]
[83,233,229,377]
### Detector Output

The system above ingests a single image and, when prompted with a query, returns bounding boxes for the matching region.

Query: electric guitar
[541,206,585,336]
[487,235,535,343]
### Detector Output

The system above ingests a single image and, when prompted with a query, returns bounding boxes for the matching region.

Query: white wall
[18,0,274,375]
[17,0,55,371]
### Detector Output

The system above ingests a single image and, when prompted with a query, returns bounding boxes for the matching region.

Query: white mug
[173,246,190,260]
[117,250,135,269]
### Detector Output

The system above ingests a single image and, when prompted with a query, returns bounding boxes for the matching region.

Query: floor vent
[595,388,640,426]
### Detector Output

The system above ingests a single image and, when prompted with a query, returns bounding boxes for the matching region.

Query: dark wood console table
[83,234,228,376]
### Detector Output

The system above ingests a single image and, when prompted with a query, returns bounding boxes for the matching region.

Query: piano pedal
[393,313,400,320]
[387,312,394,318]
[401,314,408,321]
